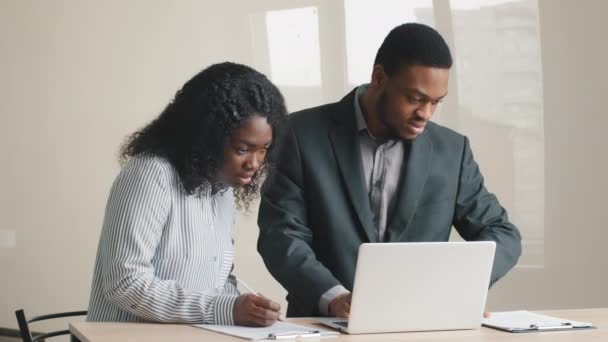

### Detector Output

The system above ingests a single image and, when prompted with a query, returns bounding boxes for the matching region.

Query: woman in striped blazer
[86,62,287,326]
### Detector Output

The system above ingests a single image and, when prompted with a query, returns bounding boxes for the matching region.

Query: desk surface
[70,308,606,341]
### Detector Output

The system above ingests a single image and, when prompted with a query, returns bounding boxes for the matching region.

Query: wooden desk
[70,308,606,341]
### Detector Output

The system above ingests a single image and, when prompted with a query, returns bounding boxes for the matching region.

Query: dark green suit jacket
[257,89,522,317]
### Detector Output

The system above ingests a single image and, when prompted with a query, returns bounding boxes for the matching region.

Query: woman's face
[222,114,273,188]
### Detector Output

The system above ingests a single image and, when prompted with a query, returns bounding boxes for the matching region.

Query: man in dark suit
[257,23,522,318]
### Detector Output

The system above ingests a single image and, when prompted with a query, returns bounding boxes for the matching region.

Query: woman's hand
[233,293,281,326]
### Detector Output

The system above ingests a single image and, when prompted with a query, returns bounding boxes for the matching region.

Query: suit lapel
[328,91,377,242]
[386,131,434,241]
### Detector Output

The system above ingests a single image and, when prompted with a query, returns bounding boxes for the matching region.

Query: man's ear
[370,64,387,87]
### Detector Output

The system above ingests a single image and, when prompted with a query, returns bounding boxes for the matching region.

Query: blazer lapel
[328,92,377,242]
[385,131,434,241]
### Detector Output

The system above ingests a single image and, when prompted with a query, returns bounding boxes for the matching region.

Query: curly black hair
[374,23,452,76]
[120,62,287,209]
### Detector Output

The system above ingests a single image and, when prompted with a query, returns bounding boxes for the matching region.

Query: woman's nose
[245,154,260,171]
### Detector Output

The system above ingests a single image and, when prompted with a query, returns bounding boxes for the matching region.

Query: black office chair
[15,309,87,342]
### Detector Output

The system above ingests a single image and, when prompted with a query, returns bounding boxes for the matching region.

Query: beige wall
[1,0,607,334]
[487,0,608,310]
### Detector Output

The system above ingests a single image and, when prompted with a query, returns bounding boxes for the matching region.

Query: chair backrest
[15,309,87,342]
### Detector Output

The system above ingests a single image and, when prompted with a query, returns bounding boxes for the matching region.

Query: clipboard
[482,310,595,333]
[193,321,340,340]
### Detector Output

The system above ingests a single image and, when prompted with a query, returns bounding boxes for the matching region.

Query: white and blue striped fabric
[86,154,240,324]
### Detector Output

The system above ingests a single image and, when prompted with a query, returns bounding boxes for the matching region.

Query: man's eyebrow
[405,88,448,100]
[406,88,429,97]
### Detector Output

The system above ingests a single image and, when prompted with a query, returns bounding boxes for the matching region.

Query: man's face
[375,64,449,140]
[222,114,273,188]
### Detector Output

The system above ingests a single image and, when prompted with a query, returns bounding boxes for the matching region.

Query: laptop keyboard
[334,321,348,327]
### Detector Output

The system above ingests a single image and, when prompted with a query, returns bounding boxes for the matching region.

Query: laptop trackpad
[317,317,348,329]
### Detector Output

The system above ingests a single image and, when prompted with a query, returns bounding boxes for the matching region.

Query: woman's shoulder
[118,154,177,188]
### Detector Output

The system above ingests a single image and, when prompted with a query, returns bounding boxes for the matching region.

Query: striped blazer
[87,154,240,324]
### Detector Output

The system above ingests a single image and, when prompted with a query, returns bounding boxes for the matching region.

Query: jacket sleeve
[453,137,522,285]
[99,158,238,324]
[257,126,343,315]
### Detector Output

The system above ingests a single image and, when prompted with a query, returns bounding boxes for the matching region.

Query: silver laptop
[318,241,496,334]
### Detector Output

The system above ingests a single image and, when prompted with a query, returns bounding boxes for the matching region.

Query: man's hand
[484,311,491,318]
[233,293,281,326]
[329,293,352,318]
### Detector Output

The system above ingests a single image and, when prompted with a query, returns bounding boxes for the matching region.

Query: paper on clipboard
[482,310,594,333]
[193,321,340,340]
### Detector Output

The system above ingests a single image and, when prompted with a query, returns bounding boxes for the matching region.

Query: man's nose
[417,102,434,120]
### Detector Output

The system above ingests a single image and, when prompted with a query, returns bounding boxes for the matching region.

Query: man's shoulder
[286,100,346,135]
[424,121,467,151]
[289,101,342,123]
[425,121,463,139]
[286,89,357,130]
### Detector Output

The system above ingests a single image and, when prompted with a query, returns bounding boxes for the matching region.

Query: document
[193,321,340,340]
[482,310,595,333]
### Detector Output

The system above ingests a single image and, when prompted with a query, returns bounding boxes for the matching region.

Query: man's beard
[375,90,401,140]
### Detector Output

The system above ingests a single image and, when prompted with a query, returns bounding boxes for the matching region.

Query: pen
[530,322,573,330]
[236,278,259,295]
[236,278,285,321]
[268,331,321,340]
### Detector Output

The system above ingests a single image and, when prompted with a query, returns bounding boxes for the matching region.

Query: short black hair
[374,23,452,76]
[120,62,287,209]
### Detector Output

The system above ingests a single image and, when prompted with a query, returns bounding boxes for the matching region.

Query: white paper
[194,321,339,340]
[482,310,593,331]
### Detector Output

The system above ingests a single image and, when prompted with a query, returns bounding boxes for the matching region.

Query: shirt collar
[353,84,403,147]
[354,84,370,133]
